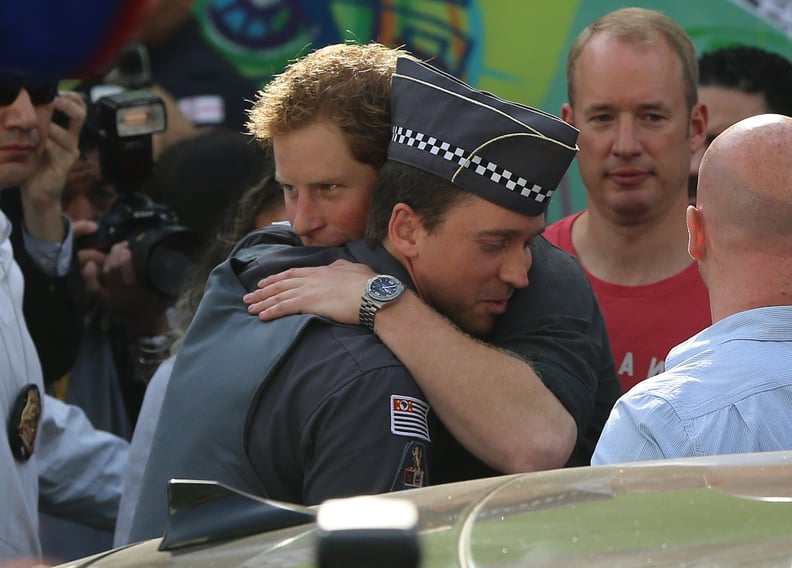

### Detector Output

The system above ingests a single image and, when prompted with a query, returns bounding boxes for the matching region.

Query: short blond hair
[566,8,698,111]
[247,42,411,169]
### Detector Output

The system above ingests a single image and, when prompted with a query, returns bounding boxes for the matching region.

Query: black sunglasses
[0,79,58,107]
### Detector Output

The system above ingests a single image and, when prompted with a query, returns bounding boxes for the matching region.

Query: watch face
[368,275,403,301]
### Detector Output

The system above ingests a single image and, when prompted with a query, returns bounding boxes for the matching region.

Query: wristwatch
[359,274,405,332]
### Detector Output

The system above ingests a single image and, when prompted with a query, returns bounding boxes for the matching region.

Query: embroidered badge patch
[7,384,42,461]
[391,440,429,491]
[390,395,430,442]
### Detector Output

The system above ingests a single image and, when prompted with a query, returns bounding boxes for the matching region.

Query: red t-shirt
[544,212,712,392]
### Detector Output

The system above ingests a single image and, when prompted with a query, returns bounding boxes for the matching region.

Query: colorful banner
[192,0,792,220]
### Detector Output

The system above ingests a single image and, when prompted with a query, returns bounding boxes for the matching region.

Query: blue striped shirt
[592,306,792,464]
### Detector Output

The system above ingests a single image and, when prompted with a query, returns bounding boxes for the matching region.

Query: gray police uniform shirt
[129,230,431,543]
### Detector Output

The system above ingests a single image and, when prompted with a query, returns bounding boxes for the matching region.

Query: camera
[76,45,202,303]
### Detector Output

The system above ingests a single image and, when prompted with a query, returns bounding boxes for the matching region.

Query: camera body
[78,192,201,303]
[76,45,202,303]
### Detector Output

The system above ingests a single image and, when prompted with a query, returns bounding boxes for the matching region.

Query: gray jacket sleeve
[37,395,129,529]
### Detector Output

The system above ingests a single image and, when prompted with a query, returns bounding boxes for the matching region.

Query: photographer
[59,84,202,441]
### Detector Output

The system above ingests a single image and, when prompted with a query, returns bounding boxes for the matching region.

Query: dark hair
[143,128,271,241]
[172,169,283,343]
[698,45,792,116]
[365,161,473,245]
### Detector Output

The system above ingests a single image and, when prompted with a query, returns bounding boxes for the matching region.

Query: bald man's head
[690,113,792,320]
[697,114,792,254]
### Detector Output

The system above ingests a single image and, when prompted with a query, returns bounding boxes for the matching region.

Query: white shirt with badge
[0,211,129,563]
[0,210,43,561]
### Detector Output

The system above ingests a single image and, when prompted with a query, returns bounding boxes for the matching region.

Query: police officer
[0,70,128,563]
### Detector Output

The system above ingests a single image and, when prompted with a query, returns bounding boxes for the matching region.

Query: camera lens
[129,226,202,302]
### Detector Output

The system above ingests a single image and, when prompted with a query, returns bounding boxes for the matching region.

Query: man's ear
[686,204,706,261]
[561,103,575,126]
[689,102,708,155]
[387,203,421,258]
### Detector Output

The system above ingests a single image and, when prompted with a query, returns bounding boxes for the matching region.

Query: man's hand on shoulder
[244,259,375,325]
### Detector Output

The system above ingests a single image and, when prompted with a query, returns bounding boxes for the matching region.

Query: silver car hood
[57,450,792,567]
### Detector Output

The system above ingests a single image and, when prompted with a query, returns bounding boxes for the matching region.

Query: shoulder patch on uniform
[391,440,429,491]
[390,395,430,442]
[7,384,41,461]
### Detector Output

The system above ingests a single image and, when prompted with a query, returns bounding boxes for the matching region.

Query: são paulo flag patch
[390,395,431,442]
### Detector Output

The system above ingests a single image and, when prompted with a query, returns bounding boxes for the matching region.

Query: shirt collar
[667,306,792,368]
[347,240,416,292]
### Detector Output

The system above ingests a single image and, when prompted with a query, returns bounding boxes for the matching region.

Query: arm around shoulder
[372,290,577,474]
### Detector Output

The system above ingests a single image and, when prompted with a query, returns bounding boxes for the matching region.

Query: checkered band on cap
[392,126,555,203]
[387,57,578,216]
